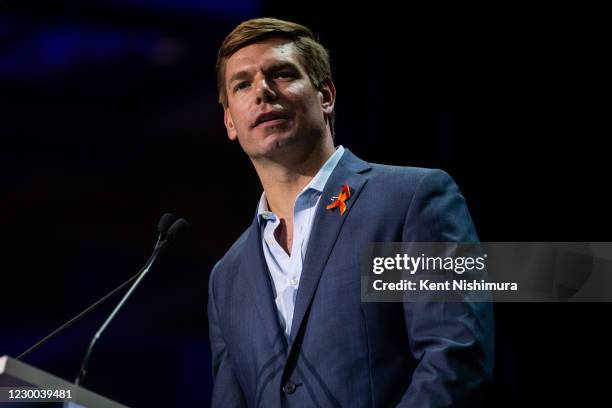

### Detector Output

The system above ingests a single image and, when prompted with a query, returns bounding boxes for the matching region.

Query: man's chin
[249,134,297,158]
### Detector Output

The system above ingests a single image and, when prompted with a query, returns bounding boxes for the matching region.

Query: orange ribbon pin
[326,184,351,216]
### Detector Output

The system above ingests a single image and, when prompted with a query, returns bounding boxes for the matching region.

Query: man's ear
[319,78,336,117]
[223,106,238,141]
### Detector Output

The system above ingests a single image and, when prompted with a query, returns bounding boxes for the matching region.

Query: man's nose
[255,77,277,103]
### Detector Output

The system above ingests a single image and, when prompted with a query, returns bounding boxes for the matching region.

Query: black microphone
[166,218,189,238]
[158,213,177,236]
[14,214,184,376]
[74,215,188,385]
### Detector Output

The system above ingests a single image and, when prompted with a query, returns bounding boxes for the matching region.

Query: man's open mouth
[253,112,289,127]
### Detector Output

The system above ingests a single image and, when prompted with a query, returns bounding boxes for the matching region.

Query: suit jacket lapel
[241,216,288,353]
[287,149,371,346]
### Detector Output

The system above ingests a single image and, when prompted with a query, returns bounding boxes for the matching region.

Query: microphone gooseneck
[10,212,188,388]
[74,216,188,385]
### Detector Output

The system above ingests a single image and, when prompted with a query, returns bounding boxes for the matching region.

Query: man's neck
[253,139,336,221]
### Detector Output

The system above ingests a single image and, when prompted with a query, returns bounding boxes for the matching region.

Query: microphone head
[158,213,177,235]
[167,218,189,238]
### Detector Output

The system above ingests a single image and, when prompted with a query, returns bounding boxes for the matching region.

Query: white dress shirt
[256,145,345,340]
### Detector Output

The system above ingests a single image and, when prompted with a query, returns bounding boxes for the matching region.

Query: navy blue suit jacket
[208,148,494,407]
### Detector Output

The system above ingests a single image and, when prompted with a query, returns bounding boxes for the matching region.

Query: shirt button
[289,278,299,286]
[283,381,296,394]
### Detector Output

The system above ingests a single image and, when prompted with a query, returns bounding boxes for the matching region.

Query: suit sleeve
[397,169,495,408]
[208,263,248,407]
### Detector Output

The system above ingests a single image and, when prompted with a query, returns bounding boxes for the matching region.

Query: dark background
[1,1,609,406]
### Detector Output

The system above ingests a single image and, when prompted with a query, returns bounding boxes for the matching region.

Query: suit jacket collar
[238,148,372,356]
[288,148,370,343]
[240,216,288,354]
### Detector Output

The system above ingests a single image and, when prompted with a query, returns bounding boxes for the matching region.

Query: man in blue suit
[209,17,494,407]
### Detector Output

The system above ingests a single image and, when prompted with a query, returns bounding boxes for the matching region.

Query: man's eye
[234,82,249,92]
[274,71,294,79]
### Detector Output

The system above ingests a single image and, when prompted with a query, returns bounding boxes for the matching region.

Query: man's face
[223,37,335,160]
